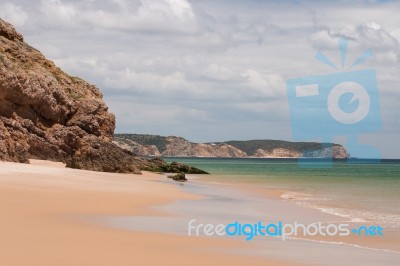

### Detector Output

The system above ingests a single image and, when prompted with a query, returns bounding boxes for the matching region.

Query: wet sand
[0,160,293,266]
[100,175,400,265]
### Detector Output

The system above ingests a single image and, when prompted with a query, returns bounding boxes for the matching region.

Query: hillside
[113,134,348,158]
[0,18,204,175]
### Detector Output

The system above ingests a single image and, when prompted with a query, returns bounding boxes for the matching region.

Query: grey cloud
[1,0,399,157]
[0,2,28,26]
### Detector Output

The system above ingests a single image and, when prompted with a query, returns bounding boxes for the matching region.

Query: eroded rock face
[253,148,302,158]
[0,18,153,174]
[302,146,348,158]
[114,134,349,159]
[162,136,234,157]
[112,140,161,157]
[66,139,143,173]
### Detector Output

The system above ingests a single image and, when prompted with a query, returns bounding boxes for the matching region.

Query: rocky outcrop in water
[141,158,209,174]
[167,173,187,182]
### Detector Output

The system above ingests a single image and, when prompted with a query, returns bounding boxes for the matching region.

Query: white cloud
[355,22,399,51]
[27,0,199,34]
[40,0,76,23]
[136,0,195,26]
[241,69,285,97]
[104,68,193,94]
[3,0,400,157]
[0,3,28,26]
[309,21,400,71]
[201,64,237,81]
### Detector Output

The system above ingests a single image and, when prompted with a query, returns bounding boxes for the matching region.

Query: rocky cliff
[0,18,203,174]
[162,136,247,157]
[113,134,349,158]
[225,140,349,158]
[113,135,247,157]
[114,134,247,157]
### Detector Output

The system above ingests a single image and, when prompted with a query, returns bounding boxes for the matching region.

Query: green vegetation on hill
[114,134,342,156]
[224,140,338,155]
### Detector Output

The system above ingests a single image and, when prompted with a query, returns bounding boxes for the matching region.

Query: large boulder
[141,158,209,174]
[0,18,177,174]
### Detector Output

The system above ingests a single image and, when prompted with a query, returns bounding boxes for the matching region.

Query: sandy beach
[0,160,294,266]
[1,159,399,265]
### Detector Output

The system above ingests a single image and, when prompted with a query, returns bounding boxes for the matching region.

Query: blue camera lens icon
[287,69,381,141]
[286,38,382,163]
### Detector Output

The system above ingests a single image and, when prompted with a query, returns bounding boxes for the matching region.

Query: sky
[0,0,399,158]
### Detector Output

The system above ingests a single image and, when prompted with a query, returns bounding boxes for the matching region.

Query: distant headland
[113,134,348,159]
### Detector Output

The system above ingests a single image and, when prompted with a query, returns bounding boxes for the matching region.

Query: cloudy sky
[1,0,399,158]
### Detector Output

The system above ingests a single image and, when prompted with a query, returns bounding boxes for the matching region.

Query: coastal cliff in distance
[0,18,205,175]
[113,134,349,158]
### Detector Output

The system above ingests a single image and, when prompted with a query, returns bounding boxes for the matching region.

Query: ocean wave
[281,191,400,228]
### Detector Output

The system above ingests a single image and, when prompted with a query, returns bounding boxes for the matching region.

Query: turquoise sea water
[165,158,400,229]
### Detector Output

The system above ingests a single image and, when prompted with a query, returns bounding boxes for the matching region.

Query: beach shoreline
[94,171,400,265]
[0,160,294,266]
[1,159,399,265]
[188,174,400,253]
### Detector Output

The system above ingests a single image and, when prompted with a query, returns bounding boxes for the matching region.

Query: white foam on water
[280,190,400,228]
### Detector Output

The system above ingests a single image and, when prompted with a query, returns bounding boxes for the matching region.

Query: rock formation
[253,148,302,158]
[0,18,204,175]
[114,134,349,159]
[114,135,247,157]
[167,173,187,182]
[162,136,247,157]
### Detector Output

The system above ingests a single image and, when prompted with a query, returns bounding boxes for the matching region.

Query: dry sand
[0,160,295,266]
